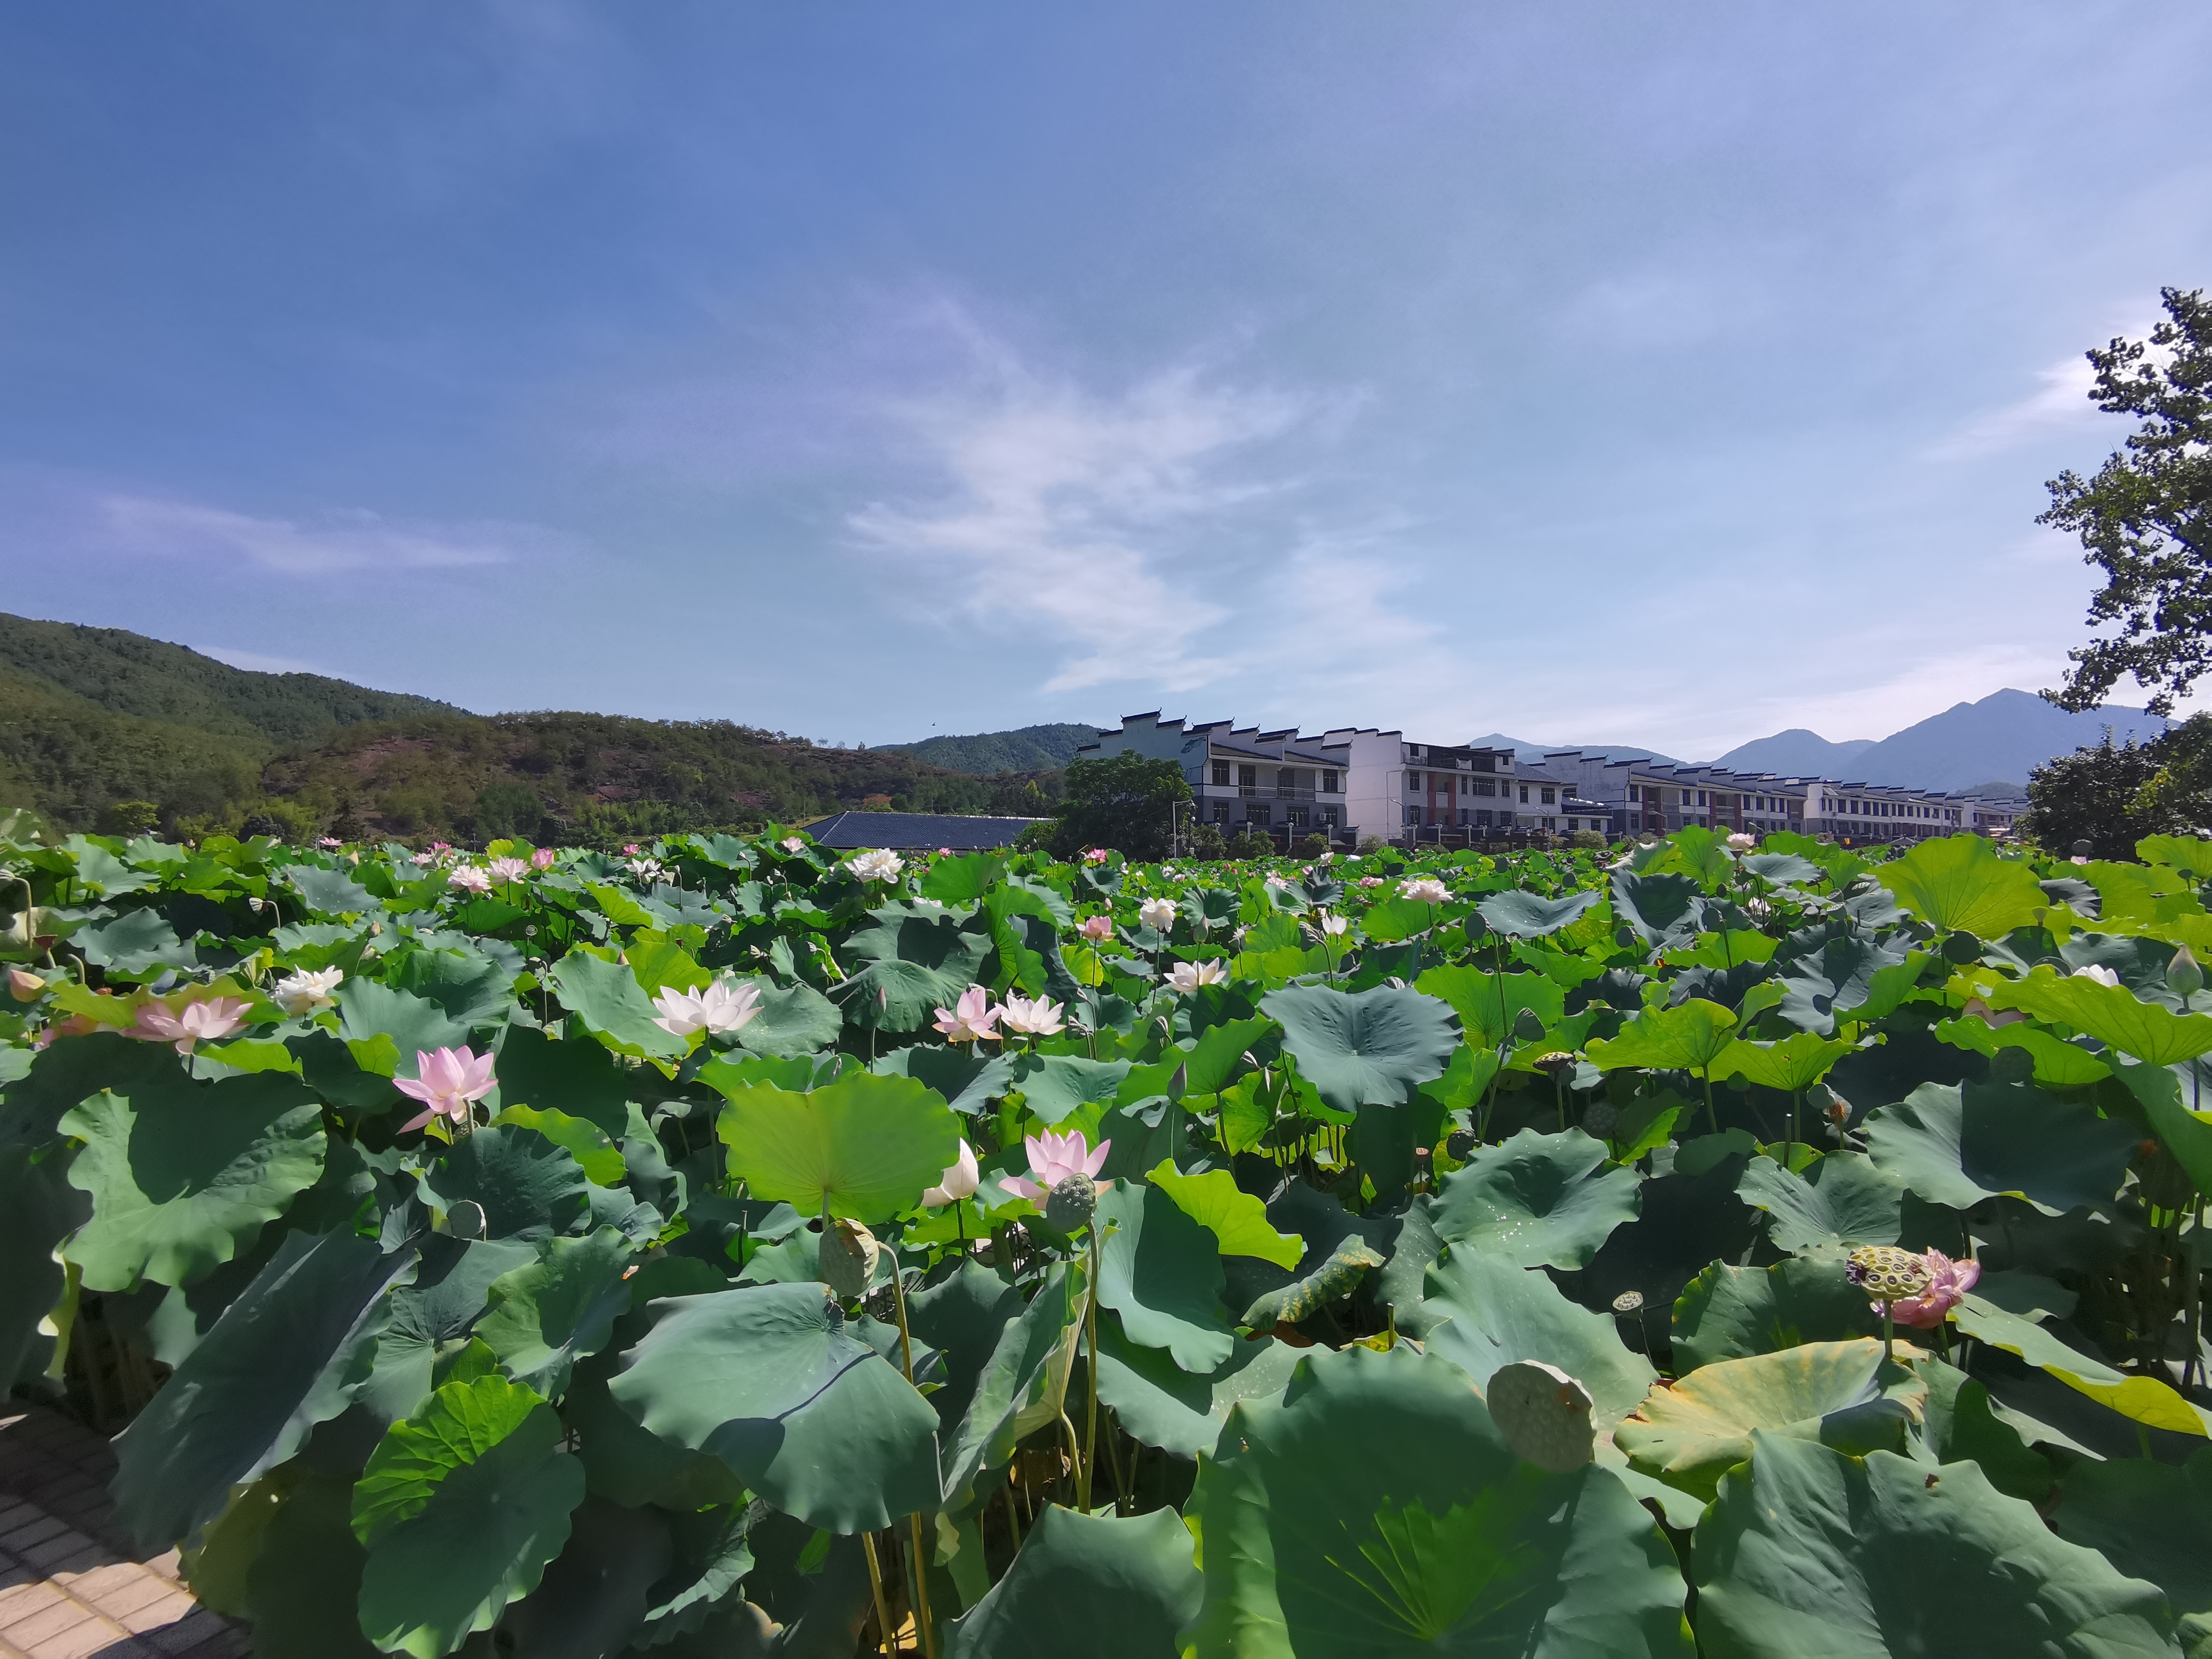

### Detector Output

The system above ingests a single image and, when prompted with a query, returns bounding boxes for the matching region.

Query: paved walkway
[0,1405,242,1659]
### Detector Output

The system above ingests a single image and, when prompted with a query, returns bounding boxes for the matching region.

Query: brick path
[0,1406,243,1659]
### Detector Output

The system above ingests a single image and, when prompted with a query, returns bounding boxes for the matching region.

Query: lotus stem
[861,1531,894,1657]
[1082,1222,1100,1513]
[908,1511,938,1659]
[890,1248,915,1382]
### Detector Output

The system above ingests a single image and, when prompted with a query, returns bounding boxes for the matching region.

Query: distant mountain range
[1710,689,2170,793]
[1467,733,1684,767]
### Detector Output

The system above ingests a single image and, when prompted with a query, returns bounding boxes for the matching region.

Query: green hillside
[884,721,1101,772]
[0,612,465,743]
[0,614,1058,842]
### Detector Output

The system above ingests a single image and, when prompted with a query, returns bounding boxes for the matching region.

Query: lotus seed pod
[1942,930,1982,964]
[1582,1100,1620,1139]
[2073,840,2094,858]
[1611,1290,1645,1315]
[819,1216,880,1300]
[1046,1172,1098,1232]
[1512,1007,1547,1044]
[1845,1245,1931,1304]
[445,1200,486,1241]
[1536,1050,1576,1075]
[1989,1046,2034,1086]
[2173,945,2205,999]
[1486,1360,1595,1473]
[1614,924,1638,950]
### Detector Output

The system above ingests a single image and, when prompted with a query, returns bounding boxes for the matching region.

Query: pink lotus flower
[318,836,343,849]
[411,851,436,867]
[447,866,492,895]
[933,985,1002,1043]
[1887,1250,1981,1329]
[1079,915,1113,941]
[530,847,557,870]
[430,842,453,853]
[623,843,643,855]
[999,1128,1111,1204]
[1357,876,1385,889]
[1082,848,1110,865]
[8,968,43,1003]
[486,856,529,884]
[651,979,762,1037]
[395,1046,497,1132]
[999,992,1066,1036]
[938,847,953,856]
[131,996,249,1055]
[923,1140,980,1206]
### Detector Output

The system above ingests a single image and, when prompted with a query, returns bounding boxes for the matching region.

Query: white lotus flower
[447,866,492,894]
[270,966,343,1015]
[1399,878,1450,905]
[651,978,763,1037]
[1166,960,1228,993]
[781,836,806,852]
[923,1140,981,1207]
[1318,912,1350,937]
[1138,897,1176,932]
[2071,964,2122,988]
[1727,832,1756,851]
[850,848,904,882]
[486,856,530,884]
[999,993,1066,1036]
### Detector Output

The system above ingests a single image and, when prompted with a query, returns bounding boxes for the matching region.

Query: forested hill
[882,722,1101,773]
[0,615,1057,843]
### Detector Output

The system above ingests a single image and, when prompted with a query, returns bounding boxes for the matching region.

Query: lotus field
[17,818,2212,1657]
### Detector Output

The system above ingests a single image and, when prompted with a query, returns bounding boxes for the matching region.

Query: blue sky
[4,2,2208,760]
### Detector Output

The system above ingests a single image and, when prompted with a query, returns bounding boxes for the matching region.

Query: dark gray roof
[805,812,1046,851]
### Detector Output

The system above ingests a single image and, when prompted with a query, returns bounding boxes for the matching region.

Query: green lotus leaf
[1611,870,1707,946]
[1990,968,2212,1066]
[608,1282,942,1531]
[2053,1445,2212,1656]
[710,1070,958,1223]
[417,1126,592,1242]
[1410,966,1564,1048]
[545,950,689,1061]
[922,852,1007,902]
[337,979,474,1079]
[1932,1014,2113,1087]
[1430,1128,1641,1270]
[2116,1061,2212,1194]
[0,1141,88,1386]
[495,1496,675,1659]
[76,908,189,976]
[1260,983,1461,1116]
[1615,1338,1927,1501]
[1734,1153,1908,1254]
[629,1503,756,1647]
[1952,1293,2212,1435]
[473,1227,637,1397]
[905,1258,1025,1432]
[1670,1258,1882,1371]
[287,863,383,917]
[946,1504,1200,1659]
[1585,998,1738,1075]
[1183,1344,1693,1657]
[1004,1052,1132,1126]
[565,1347,748,1512]
[1238,1234,1385,1329]
[1692,1434,2176,1658]
[729,976,842,1058]
[1875,833,2050,938]
[1091,1313,1304,1458]
[351,1373,586,1659]
[386,945,517,1032]
[1476,889,1602,938]
[242,1468,382,1659]
[1863,1081,2140,1216]
[61,1069,326,1291]
[1145,1161,1302,1267]
[838,905,996,1032]
[492,1103,625,1186]
[354,1235,538,1424]
[492,1026,631,1137]
[1911,1357,2053,1507]
[1095,1181,1232,1372]
[1774,938,1927,1037]
[1419,1251,1656,1426]
[2141,834,2212,877]
[940,1261,1084,1513]
[112,1227,415,1551]
[1710,1032,1852,1094]
[1742,852,1824,886]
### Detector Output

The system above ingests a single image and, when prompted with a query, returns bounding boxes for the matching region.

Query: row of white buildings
[1078,713,2028,848]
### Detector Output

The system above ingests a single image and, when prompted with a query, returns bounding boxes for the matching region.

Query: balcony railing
[1212,784,1333,800]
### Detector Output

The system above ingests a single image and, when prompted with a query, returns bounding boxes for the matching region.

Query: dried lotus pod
[1487,1360,1595,1473]
[819,1216,880,1300]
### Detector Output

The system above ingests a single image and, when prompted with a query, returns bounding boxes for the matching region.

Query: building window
[1405,805,1422,827]
[1246,803,1271,824]
[1407,771,1422,792]
[1238,765,1257,788]
[1321,806,1339,827]
[1473,779,1495,796]
[1519,785,1530,804]
[1322,770,1339,793]
[1540,787,1556,805]
[1212,761,1230,786]
[1211,802,1230,824]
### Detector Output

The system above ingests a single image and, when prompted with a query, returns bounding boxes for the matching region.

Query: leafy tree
[1045,751,1190,860]
[2043,287,2212,714]
[2021,728,2167,859]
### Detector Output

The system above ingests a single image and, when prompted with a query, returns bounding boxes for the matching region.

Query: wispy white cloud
[1927,349,2101,460]
[195,644,325,674]
[96,495,557,575]
[850,324,1312,693]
